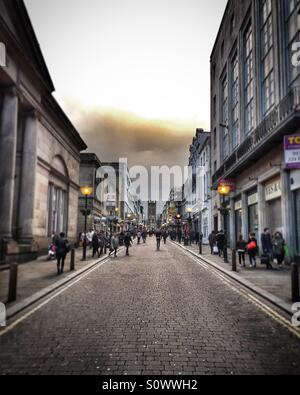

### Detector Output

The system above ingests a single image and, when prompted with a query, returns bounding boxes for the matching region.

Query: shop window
[47,183,68,237]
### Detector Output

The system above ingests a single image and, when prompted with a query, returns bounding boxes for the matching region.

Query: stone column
[257,183,266,249]
[241,192,249,241]
[18,110,38,243]
[0,87,19,240]
[281,170,294,261]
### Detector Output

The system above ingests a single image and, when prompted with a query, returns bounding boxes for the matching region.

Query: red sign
[218,179,236,192]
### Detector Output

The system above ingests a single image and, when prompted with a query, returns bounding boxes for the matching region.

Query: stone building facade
[0,0,87,263]
[185,129,212,244]
[210,0,300,261]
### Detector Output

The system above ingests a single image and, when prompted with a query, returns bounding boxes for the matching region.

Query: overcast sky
[24,0,227,170]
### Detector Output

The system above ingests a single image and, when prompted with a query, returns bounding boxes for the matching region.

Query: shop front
[291,170,300,256]
[248,191,259,235]
[234,199,242,241]
[265,177,282,235]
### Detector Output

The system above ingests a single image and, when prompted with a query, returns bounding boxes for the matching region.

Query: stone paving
[180,242,294,304]
[0,238,299,375]
[0,247,105,306]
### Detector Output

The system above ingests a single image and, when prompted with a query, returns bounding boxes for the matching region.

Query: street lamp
[80,186,93,261]
[218,184,230,263]
[187,208,193,246]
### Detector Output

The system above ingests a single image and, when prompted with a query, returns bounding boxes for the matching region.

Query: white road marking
[0,258,111,337]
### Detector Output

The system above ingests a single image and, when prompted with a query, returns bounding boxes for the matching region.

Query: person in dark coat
[55,232,70,275]
[273,231,285,266]
[124,232,133,256]
[261,228,274,269]
[92,232,100,258]
[216,230,225,257]
[209,231,217,254]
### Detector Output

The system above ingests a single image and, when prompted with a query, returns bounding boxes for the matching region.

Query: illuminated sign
[284,135,300,169]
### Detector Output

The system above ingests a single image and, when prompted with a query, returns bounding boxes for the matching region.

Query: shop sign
[218,179,236,193]
[265,179,281,201]
[284,135,300,169]
[248,192,258,206]
[234,200,242,211]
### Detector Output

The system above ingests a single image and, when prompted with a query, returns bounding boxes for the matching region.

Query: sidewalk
[0,247,109,309]
[176,242,295,308]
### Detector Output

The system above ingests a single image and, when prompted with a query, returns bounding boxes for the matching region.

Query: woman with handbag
[247,233,258,268]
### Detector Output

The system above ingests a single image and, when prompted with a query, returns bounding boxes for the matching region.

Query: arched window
[47,156,69,237]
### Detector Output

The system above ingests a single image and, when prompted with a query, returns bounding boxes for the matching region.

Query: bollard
[223,246,229,264]
[70,248,75,271]
[232,249,237,272]
[8,262,18,303]
[291,263,300,303]
[199,241,202,255]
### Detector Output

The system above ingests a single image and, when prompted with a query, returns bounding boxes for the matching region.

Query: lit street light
[218,183,230,263]
[80,186,93,261]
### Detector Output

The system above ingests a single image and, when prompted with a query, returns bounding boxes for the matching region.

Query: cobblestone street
[0,238,300,375]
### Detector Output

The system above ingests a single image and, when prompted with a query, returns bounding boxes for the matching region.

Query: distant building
[0,0,87,263]
[99,162,140,231]
[211,0,300,260]
[185,129,211,243]
[147,201,157,229]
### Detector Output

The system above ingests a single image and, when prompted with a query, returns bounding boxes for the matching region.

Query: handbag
[213,245,219,254]
[247,241,257,251]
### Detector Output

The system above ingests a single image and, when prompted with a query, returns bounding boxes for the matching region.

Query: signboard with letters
[284,135,300,169]
[265,178,281,201]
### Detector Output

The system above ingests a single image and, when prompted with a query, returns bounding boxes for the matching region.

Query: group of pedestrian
[89,230,134,258]
[208,228,286,270]
[209,230,226,257]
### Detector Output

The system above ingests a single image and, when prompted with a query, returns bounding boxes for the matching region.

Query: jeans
[238,251,246,266]
[57,254,66,273]
[249,251,256,267]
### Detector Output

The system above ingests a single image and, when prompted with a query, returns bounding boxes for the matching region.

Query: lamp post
[187,208,192,246]
[218,185,230,263]
[80,186,93,261]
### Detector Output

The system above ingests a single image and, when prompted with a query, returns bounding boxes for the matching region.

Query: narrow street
[0,239,299,375]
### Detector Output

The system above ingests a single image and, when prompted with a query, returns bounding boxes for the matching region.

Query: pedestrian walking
[209,231,217,255]
[92,232,100,258]
[156,228,162,250]
[162,229,168,245]
[137,231,142,245]
[55,232,70,275]
[98,231,105,256]
[177,229,182,244]
[247,233,258,268]
[124,232,133,256]
[273,231,285,266]
[261,228,274,270]
[109,234,119,257]
[216,230,225,257]
[142,229,147,243]
[236,235,247,267]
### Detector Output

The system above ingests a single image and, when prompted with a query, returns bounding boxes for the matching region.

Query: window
[286,0,300,86]
[213,128,217,149]
[244,23,255,134]
[261,0,275,115]
[47,184,68,237]
[230,14,235,35]
[213,95,217,120]
[221,74,229,159]
[231,52,239,148]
